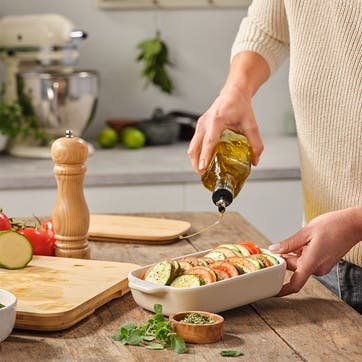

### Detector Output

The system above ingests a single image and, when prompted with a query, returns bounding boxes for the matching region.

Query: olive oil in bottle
[201,129,252,213]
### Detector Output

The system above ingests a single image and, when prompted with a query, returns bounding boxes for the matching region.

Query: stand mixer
[0,14,99,158]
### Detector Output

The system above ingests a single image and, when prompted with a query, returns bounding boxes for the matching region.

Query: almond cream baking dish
[128,249,286,315]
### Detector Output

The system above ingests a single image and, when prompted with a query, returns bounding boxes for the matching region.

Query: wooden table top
[1,212,361,361]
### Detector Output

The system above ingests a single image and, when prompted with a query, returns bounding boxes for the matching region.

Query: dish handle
[128,281,167,295]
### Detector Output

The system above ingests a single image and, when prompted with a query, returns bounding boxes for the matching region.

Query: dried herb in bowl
[180,312,216,325]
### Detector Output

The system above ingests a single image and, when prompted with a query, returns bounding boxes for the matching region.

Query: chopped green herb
[181,312,215,325]
[112,304,186,354]
[0,302,6,309]
[220,350,243,357]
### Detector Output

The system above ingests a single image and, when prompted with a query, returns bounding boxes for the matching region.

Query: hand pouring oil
[202,129,252,213]
[179,129,251,240]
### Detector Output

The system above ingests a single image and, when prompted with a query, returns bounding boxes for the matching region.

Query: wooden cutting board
[0,256,139,331]
[88,214,191,244]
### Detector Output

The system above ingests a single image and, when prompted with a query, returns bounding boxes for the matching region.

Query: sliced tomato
[209,261,239,278]
[214,269,229,280]
[185,266,217,284]
[238,241,262,254]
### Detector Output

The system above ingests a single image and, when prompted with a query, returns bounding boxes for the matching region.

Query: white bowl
[0,289,17,342]
[128,249,286,316]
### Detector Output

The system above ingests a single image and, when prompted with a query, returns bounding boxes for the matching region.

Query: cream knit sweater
[231,0,362,266]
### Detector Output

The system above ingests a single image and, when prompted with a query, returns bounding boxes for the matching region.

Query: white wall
[0,0,292,140]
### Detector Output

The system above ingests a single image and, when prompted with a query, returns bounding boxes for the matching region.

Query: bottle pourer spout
[215,198,227,213]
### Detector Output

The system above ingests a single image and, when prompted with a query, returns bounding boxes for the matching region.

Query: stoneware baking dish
[0,289,17,342]
[128,249,286,315]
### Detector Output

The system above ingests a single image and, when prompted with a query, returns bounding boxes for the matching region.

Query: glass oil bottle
[201,129,252,213]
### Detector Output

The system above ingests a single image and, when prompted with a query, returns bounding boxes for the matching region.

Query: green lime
[121,127,146,149]
[97,127,119,148]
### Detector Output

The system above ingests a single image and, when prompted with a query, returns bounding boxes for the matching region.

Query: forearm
[221,51,271,99]
[348,206,362,243]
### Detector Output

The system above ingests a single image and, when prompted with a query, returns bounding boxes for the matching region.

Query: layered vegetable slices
[143,241,280,288]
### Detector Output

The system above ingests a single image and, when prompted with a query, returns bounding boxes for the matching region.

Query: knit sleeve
[231,0,290,73]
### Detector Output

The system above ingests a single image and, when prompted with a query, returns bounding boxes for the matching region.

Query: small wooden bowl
[169,311,224,344]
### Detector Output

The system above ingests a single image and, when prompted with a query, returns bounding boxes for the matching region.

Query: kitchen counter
[0,136,300,190]
[1,212,361,362]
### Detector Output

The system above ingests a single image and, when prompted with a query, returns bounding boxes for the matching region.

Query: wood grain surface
[88,214,191,243]
[0,256,138,331]
[1,212,361,362]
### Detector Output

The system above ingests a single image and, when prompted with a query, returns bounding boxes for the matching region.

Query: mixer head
[0,14,87,67]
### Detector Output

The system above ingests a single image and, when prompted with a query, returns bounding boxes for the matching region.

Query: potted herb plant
[0,86,45,152]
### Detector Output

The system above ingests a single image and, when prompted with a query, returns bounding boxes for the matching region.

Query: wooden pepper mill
[51,129,91,259]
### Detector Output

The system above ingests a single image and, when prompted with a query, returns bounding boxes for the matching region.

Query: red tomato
[41,218,54,234]
[210,261,239,278]
[18,228,55,256]
[41,218,56,244]
[0,209,11,231]
[238,241,262,255]
[185,266,217,284]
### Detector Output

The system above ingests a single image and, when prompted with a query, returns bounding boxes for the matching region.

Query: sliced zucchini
[170,274,202,288]
[0,231,33,270]
[262,253,280,266]
[219,243,243,256]
[247,255,265,269]
[233,244,251,257]
[204,249,227,260]
[144,260,173,285]
[171,260,182,278]
[215,247,238,258]
[197,258,209,267]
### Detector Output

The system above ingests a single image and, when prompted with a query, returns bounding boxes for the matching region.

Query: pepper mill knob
[51,129,91,259]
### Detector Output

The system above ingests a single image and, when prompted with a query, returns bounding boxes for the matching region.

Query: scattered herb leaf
[220,350,243,357]
[0,303,6,309]
[145,343,164,350]
[112,304,186,354]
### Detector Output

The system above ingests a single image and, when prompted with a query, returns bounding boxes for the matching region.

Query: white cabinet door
[184,180,303,242]
[85,184,184,213]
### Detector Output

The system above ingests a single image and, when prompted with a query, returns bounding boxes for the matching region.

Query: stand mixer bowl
[17,70,99,139]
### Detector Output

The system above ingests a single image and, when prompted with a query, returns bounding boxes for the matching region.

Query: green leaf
[126,330,144,346]
[145,343,165,350]
[112,304,186,354]
[170,336,187,354]
[220,350,243,357]
[154,304,163,315]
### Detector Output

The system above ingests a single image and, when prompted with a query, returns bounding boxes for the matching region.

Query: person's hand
[187,84,264,175]
[268,207,362,296]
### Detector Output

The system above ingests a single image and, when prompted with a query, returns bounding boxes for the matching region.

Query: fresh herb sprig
[136,34,174,94]
[0,85,47,142]
[0,303,6,309]
[220,350,244,357]
[112,304,186,354]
